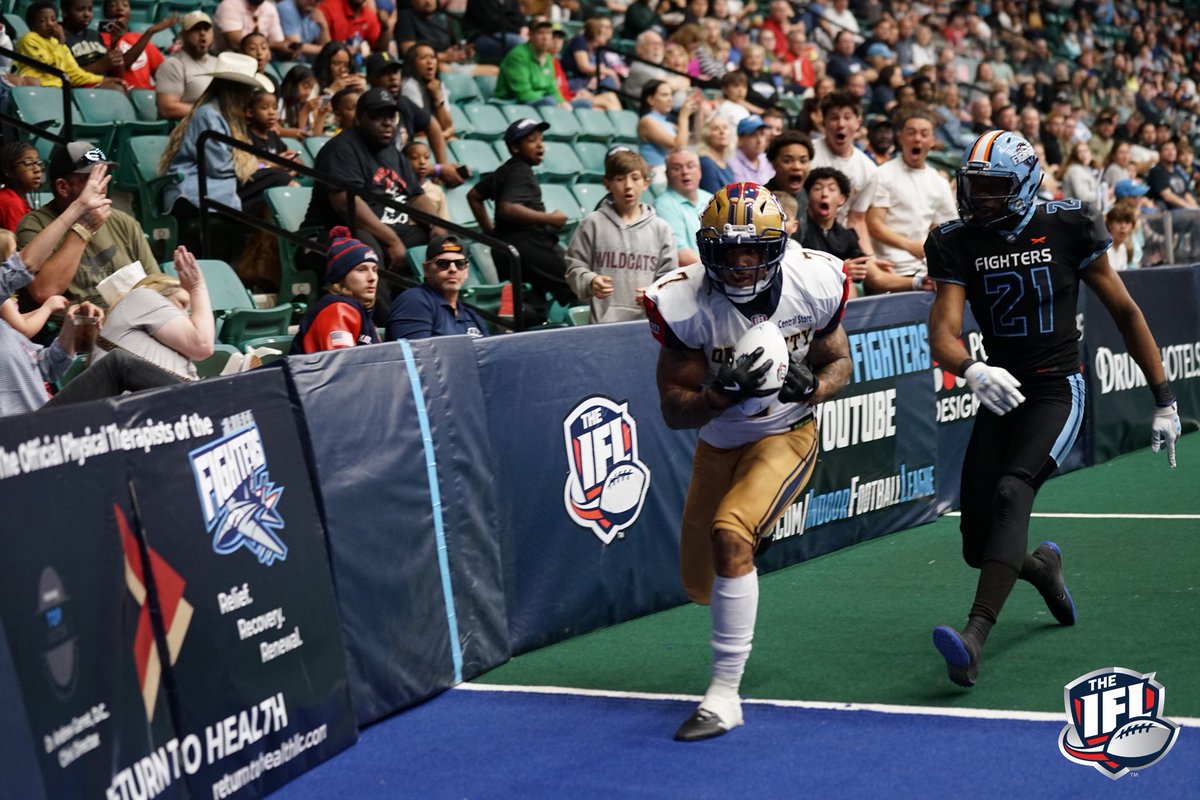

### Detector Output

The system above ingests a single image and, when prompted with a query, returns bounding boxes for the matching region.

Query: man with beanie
[386,234,487,340]
[292,226,381,353]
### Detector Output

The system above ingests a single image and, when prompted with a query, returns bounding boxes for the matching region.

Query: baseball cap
[504,118,550,146]
[49,141,117,180]
[866,42,897,59]
[737,115,769,137]
[426,233,468,261]
[1114,179,1149,199]
[357,87,403,113]
[181,11,213,31]
[365,52,402,76]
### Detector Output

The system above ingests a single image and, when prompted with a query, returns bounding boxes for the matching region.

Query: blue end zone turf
[273,687,1198,798]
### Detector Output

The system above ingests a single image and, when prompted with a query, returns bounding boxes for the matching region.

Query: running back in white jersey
[645,241,849,448]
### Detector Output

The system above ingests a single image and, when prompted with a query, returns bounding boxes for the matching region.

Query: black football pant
[958,373,1085,625]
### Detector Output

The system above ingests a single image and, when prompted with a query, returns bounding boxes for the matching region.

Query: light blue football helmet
[957,130,1044,239]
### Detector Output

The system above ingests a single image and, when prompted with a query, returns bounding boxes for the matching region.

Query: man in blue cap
[730,115,774,185]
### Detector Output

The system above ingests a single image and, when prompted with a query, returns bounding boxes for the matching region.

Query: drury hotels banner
[0,402,179,800]
[115,371,356,799]
[1084,264,1200,463]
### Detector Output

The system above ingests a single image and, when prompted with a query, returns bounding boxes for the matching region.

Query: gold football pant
[679,418,819,604]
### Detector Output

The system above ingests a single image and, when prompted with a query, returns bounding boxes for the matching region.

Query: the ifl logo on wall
[563,396,650,544]
[189,425,288,565]
[1059,667,1180,779]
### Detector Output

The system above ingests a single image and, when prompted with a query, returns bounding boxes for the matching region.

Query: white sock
[703,570,758,708]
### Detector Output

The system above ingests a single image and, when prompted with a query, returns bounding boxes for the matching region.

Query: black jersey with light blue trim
[926,199,1111,379]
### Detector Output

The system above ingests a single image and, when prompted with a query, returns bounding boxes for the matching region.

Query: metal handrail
[195,129,527,329]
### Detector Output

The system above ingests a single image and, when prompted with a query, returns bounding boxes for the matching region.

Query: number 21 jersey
[926,200,1112,379]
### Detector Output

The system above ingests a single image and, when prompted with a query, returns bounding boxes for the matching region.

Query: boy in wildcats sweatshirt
[565,150,678,323]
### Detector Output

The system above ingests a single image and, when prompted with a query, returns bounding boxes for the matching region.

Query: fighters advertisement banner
[0,402,179,800]
[757,292,940,572]
[1083,265,1200,463]
[113,370,357,799]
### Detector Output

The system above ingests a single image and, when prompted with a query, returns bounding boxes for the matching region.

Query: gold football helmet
[696,183,788,302]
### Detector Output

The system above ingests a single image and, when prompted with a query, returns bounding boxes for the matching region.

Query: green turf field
[477,435,1199,717]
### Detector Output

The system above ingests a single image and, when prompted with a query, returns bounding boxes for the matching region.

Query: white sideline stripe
[945,512,1200,520]
[457,683,1200,727]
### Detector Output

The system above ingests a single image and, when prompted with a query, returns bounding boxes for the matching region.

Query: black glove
[714,347,775,402]
[778,351,820,403]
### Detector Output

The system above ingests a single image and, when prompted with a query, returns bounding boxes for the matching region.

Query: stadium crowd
[1,0,1199,414]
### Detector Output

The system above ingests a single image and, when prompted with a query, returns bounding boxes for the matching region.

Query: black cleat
[932,625,980,688]
[1032,541,1076,626]
[674,701,743,742]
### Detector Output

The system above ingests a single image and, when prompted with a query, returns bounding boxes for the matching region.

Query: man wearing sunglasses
[386,234,487,340]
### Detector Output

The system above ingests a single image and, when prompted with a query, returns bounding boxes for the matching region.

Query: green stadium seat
[575,142,609,181]
[461,102,508,140]
[448,104,474,138]
[73,88,169,155]
[607,109,639,144]
[264,186,320,306]
[575,107,618,142]
[122,135,179,257]
[444,184,480,231]
[304,135,330,162]
[272,61,304,82]
[127,0,158,24]
[193,343,241,378]
[540,183,584,229]
[166,258,294,348]
[441,71,483,105]
[461,242,508,315]
[406,245,428,281]
[449,138,503,176]
[9,86,64,160]
[536,105,581,142]
[241,334,295,358]
[281,136,311,169]
[567,305,590,325]
[128,88,159,121]
[536,141,585,183]
[490,140,510,161]
[499,104,541,125]
[572,182,607,211]
[474,74,498,101]
[3,12,28,40]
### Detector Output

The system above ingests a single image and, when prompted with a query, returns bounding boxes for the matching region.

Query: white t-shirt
[645,243,847,449]
[864,159,957,275]
[96,288,197,380]
[811,138,878,226]
[716,100,750,127]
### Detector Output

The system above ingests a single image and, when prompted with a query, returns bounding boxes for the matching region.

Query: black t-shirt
[802,220,864,261]
[394,8,457,51]
[1146,163,1190,208]
[304,126,425,236]
[251,129,286,155]
[472,156,551,239]
[926,200,1111,379]
[65,28,108,71]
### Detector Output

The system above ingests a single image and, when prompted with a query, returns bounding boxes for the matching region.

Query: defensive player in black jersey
[924,130,1183,687]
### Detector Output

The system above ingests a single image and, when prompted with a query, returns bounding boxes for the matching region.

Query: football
[1103,717,1177,767]
[598,461,649,526]
[731,321,790,416]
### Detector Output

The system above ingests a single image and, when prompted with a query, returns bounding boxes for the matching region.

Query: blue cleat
[1033,541,1076,626]
[933,625,980,688]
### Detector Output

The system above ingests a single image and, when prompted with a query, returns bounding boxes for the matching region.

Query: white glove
[964,361,1025,415]
[1150,401,1181,467]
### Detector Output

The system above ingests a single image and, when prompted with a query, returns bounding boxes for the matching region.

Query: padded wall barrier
[1,267,1196,792]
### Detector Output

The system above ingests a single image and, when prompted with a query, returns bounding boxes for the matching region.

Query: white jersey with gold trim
[645,241,848,449]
